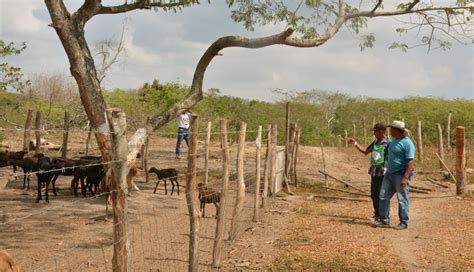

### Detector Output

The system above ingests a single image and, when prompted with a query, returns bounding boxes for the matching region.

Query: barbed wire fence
[0,109,292,271]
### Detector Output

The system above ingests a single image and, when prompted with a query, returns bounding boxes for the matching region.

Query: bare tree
[43,0,472,188]
[93,19,127,86]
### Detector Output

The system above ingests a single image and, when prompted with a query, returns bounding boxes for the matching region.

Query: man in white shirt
[176,110,192,159]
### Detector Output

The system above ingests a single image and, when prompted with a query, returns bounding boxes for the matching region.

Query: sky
[1,0,473,101]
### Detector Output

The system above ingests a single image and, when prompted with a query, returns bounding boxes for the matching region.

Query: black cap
[372,123,386,131]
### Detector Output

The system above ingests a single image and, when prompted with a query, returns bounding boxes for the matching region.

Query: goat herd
[0,150,221,217]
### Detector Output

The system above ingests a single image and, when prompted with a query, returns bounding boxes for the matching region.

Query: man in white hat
[374,120,415,230]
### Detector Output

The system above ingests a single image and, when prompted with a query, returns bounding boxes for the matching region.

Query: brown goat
[197,183,221,218]
[0,250,20,272]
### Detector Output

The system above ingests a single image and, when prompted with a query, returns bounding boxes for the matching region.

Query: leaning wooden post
[107,108,130,272]
[144,135,150,183]
[212,119,230,268]
[204,121,212,185]
[253,125,262,222]
[270,124,277,197]
[455,126,466,195]
[262,125,271,209]
[186,114,200,272]
[437,124,445,170]
[416,121,423,162]
[34,111,42,154]
[23,109,34,152]
[61,111,70,158]
[229,122,247,241]
[344,129,348,148]
[447,111,452,152]
[362,116,367,146]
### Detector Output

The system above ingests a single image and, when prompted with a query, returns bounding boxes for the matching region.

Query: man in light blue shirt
[374,120,415,230]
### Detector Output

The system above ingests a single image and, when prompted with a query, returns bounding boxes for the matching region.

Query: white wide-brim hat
[388,120,406,131]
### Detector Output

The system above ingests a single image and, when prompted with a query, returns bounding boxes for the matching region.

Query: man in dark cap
[348,123,389,222]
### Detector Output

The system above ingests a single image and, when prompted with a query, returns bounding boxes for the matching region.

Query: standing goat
[148,167,179,195]
[197,183,221,218]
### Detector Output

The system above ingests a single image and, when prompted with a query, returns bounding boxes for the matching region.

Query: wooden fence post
[262,125,271,209]
[144,135,150,183]
[229,122,247,240]
[437,124,444,170]
[447,111,452,152]
[352,123,356,140]
[416,121,423,162]
[293,126,300,188]
[285,102,290,182]
[61,111,70,158]
[204,121,211,184]
[212,119,230,268]
[23,109,33,152]
[34,111,42,154]
[253,125,262,222]
[85,125,92,156]
[363,116,367,146]
[386,117,391,138]
[321,142,327,191]
[107,108,130,272]
[186,114,200,272]
[455,126,466,195]
[344,129,348,148]
[270,124,277,197]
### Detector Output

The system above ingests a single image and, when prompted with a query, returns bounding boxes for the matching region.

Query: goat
[8,153,45,190]
[0,250,20,272]
[197,183,221,218]
[148,167,179,195]
[35,156,55,203]
[0,150,28,173]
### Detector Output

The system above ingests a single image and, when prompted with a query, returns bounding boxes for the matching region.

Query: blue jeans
[378,172,410,226]
[176,127,190,157]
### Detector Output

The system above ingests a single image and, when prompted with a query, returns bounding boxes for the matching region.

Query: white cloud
[0,0,43,33]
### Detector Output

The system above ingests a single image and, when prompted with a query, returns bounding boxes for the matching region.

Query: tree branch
[339,0,345,17]
[126,28,295,160]
[370,0,383,14]
[97,0,190,15]
[73,0,101,26]
[405,0,420,12]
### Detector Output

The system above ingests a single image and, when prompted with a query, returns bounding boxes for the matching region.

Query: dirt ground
[1,132,473,271]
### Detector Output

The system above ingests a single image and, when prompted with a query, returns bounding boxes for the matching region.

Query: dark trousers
[371,175,384,218]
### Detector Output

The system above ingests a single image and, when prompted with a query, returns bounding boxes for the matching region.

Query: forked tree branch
[97,0,189,15]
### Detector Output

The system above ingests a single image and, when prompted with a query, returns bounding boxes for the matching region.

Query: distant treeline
[1,79,472,146]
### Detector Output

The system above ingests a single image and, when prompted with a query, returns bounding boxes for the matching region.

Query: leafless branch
[370,0,382,14]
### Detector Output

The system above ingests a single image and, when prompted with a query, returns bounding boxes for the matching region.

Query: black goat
[197,183,221,218]
[85,167,105,196]
[35,156,55,203]
[0,151,28,173]
[148,167,179,195]
[8,153,45,190]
